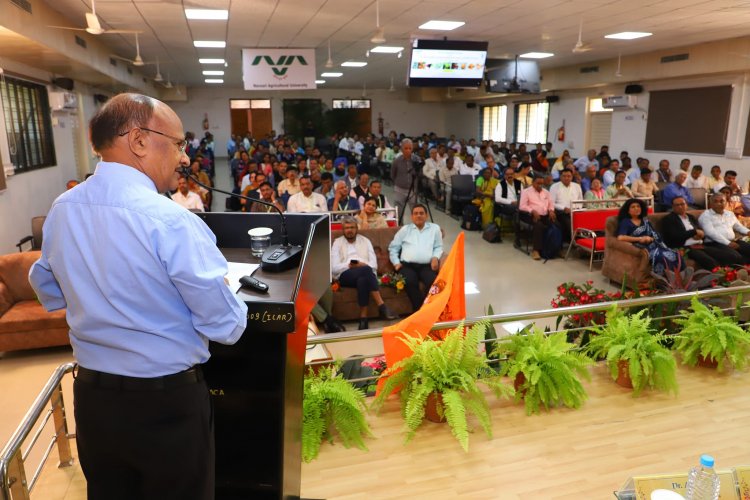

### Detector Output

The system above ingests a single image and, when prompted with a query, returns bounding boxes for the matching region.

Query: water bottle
[684,454,720,500]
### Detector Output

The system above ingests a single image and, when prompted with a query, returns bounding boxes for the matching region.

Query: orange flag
[377,232,466,394]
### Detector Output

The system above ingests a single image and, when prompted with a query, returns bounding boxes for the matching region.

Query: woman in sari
[356,197,389,229]
[584,178,608,208]
[475,167,499,228]
[616,198,683,275]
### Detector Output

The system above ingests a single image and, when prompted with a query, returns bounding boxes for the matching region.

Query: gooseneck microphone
[176,166,303,272]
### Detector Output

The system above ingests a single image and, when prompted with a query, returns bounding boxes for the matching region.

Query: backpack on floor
[461,204,482,231]
[482,222,501,243]
[540,223,563,261]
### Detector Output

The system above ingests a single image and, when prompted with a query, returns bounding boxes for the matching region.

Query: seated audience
[276,167,301,197]
[172,177,204,212]
[423,148,444,200]
[332,217,397,329]
[190,159,212,188]
[616,198,683,275]
[475,167,499,229]
[699,193,750,264]
[315,172,335,200]
[605,171,634,200]
[550,150,570,180]
[580,164,598,193]
[719,186,750,227]
[574,149,598,173]
[679,158,691,173]
[685,165,708,189]
[661,196,726,270]
[707,165,723,192]
[187,177,209,208]
[661,172,694,208]
[515,163,534,188]
[459,154,481,178]
[550,169,583,241]
[656,159,672,183]
[352,173,370,204]
[249,181,285,213]
[344,164,359,189]
[519,176,557,261]
[712,169,742,195]
[388,204,443,312]
[495,165,523,217]
[631,168,659,199]
[366,180,392,211]
[583,178,608,208]
[602,159,622,189]
[329,180,359,212]
[356,197,389,229]
[287,176,327,213]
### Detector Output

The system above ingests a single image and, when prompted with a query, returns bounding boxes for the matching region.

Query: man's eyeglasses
[118,127,188,154]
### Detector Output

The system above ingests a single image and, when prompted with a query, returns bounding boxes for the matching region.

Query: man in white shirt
[286,176,328,213]
[459,155,481,178]
[685,164,708,189]
[573,149,598,173]
[423,148,444,200]
[699,193,750,263]
[331,217,397,329]
[439,156,460,212]
[171,177,204,212]
[602,159,623,189]
[549,169,583,241]
[338,133,351,156]
[466,139,479,158]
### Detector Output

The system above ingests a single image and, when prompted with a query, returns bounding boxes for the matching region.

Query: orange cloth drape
[377,232,466,394]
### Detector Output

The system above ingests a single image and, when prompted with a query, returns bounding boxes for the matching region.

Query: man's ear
[127,128,149,158]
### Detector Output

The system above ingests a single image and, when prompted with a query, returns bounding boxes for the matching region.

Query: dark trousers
[519,212,552,251]
[74,368,214,500]
[555,209,572,242]
[339,266,379,307]
[705,241,750,265]
[686,245,733,270]
[400,262,438,312]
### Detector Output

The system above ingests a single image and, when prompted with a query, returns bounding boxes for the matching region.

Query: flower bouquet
[551,280,625,346]
[362,356,387,395]
[379,272,406,293]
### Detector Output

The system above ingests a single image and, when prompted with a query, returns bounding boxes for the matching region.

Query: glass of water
[248,227,273,257]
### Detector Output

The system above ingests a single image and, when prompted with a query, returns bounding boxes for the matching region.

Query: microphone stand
[177,167,303,272]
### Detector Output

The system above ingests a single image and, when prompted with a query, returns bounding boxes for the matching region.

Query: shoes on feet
[358,318,369,330]
[379,303,398,320]
[531,250,541,261]
[323,315,346,333]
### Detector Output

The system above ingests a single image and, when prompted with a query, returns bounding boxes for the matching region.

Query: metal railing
[0,362,76,500]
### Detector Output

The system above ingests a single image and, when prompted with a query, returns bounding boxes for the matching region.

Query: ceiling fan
[572,20,593,53]
[111,33,156,67]
[48,0,139,35]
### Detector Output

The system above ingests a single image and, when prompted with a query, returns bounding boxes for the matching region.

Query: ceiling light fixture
[370,0,386,44]
[341,61,367,67]
[185,9,229,20]
[315,79,326,84]
[321,72,343,77]
[370,45,404,54]
[194,40,226,48]
[205,79,224,83]
[419,20,464,31]
[202,70,225,76]
[199,58,226,64]
[325,39,334,68]
[605,32,652,40]
[520,52,554,59]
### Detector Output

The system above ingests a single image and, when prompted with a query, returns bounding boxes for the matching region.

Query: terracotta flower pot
[424,392,446,423]
[696,354,719,369]
[616,360,633,389]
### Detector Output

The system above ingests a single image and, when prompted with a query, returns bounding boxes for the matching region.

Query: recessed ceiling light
[194,40,226,48]
[341,61,367,67]
[520,52,554,59]
[205,79,224,84]
[370,46,404,54]
[185,9,229,20]
[315,80,326,84]
[605,32,652,40]
[202,70,224,76]
[199,58,226,64]
[418,20,465,31]
[321,72,343,77]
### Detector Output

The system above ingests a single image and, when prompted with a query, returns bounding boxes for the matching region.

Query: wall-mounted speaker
[466,103,477,109]
[545,95,560,103]
[52,78,74,91]
[624,84,643,94]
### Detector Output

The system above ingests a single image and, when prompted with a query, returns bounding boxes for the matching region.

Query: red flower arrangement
[711,265,750,287]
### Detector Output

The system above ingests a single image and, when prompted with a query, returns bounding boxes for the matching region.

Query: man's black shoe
[379,303,398,320]
[323,315,346,333]
[358,318,369,330]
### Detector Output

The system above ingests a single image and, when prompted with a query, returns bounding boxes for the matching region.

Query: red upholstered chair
[564,208,620,270]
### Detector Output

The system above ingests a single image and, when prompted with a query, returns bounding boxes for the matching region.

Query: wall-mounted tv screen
[408,39,489,88]
[485,58,541,94]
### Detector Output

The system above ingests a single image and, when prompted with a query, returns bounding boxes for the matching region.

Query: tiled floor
[0,160,618,498]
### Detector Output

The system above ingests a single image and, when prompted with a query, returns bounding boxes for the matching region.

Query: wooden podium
[197,212,330,499]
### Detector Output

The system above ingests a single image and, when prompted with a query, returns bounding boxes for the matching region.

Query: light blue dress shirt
[388,222,443,265]
[29,161,248,377]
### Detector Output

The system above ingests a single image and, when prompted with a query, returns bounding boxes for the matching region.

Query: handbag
[482,223,501,243]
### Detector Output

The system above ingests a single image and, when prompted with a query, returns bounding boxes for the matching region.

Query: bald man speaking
[29,93,247,499]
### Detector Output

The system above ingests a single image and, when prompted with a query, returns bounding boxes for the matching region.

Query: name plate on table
[734,466,750,499]
[245,302,295,333]
[632,471,737,500]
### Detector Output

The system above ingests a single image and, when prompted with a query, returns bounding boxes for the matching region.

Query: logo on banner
[251,55,309,78]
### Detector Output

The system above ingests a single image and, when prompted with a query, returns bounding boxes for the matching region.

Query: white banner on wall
[242,48,317,90]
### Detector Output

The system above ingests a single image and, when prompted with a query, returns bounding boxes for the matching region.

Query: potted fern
[674,296,750,371]
[586,307,679,396]
[302,364,373,463]
[372,321,513,452]
[493,326,593,415]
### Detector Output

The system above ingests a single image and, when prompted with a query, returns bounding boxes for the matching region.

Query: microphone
[176,166,303,272]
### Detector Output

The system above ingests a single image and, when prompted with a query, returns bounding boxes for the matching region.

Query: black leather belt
[75,365,204,391]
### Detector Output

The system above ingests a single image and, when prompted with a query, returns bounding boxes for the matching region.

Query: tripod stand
[397,164,434,225]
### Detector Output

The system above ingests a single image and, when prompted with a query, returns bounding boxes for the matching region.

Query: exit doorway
[230,99,273,140]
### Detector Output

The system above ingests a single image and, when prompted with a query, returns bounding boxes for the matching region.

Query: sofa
[330,226,415,321]
[601,210,703,288]
[0,251,69,352]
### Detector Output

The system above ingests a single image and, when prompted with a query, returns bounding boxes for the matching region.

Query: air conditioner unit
[48,91,78,111]
[602,95,636,109]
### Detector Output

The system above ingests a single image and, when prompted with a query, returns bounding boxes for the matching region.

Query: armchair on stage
[197,212,330,500]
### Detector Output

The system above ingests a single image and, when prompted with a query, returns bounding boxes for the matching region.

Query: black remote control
[239,275,269,293]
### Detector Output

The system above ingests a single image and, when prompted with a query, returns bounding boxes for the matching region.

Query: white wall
[0,60,92,253]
